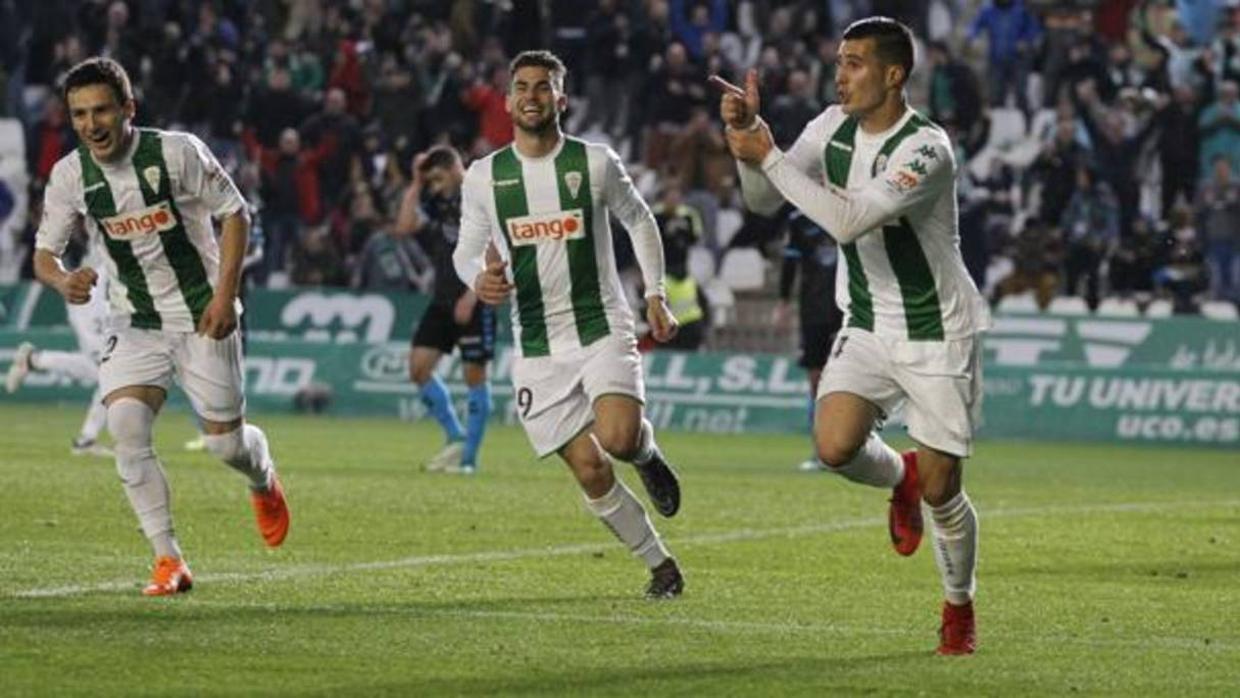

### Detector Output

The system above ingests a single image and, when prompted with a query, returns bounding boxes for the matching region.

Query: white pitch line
[7,499,1238,599]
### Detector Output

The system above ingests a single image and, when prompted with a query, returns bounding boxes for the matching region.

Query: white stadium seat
[701,278,735,327]
[1096,298,1140,317]
[1048,296,1090,316]
[1145,298,1173,317]
[995,292,1038,314]
[718,247,765,291]
[687,245,716,284]
[1200,300,1239,320]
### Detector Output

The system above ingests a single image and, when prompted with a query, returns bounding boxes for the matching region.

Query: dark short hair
[418,145,462,173]
[62,57,134,106]
[842,17,915,85]
[508,50,567,91]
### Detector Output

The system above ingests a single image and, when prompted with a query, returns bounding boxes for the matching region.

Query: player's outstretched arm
[763,136,954,244]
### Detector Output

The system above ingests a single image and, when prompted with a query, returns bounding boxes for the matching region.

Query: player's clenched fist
[58,267,98,304]
[474,259,514,305]
[646,294,680,343]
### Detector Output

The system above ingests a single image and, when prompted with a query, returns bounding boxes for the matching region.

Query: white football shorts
[818,327,983,457]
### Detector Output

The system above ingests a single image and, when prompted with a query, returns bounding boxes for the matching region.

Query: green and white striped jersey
[455,137,664,358]
[36,128,247,332]
[742,106,990,340]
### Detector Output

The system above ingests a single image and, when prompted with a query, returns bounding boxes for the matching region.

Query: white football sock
[584,478,670,569]
[108,398,181,559]
[821,432,904,489]
[203,423,274,491]
[930,491,978,605]
[32,350,99,383]
[78,387,108,443]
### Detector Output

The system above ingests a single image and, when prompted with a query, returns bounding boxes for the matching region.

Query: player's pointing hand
[709,69,762,129]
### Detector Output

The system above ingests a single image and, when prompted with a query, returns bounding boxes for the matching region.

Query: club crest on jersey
[874,154,889,174]
[507,209,585,246]
[99,201,178,239]
[142,166,162,194]
[564,171,583,200]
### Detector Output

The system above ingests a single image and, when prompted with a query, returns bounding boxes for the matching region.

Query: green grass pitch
[1,402,1237,696]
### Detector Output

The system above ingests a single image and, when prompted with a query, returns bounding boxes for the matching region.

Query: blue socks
[463,383,492,467]
[420,375,464,442]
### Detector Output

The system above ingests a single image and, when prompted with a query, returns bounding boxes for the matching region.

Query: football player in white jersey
[715,17,989,654]
[454,51,685,598]
[32,57,290,596]
[7,234,112,457]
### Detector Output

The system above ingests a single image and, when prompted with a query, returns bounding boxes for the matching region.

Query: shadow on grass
[289,650,935,698]
[991,559,1240,579]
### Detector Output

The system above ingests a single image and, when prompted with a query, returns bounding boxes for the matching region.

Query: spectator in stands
[351,217,429,292]
[25,95,74,188]
[371,52,422,149]
[1062,164,1120,310]
[643,41,707,169]
[1157,84,1203,215]
[1073,78,1162,238]
[1109,214,1162,298]
[926,41,982,136]
[768,69,819,149]
[667,106,729,196]
[301,87,363,213]
[669,0,727,62]
[653,182,703,277]
[1031,114,1089,227]
[256,129,311,284]
[992,219,1063,311]
[246,67,313,150]
[968,0,1041,116]
[1198,79,1240,179]
[1196,155,1240,300]
[1155,206,1210,313]
[583,0,631,140]
[327,39,371,118]
[462,63,514,154]
[292,225,346,288]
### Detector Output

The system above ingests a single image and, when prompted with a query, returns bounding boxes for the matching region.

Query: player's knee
[815,434,863,470]
[107,398,154,451]
[203,427,247,465]
[410,362,433,385]
[919,466,961,507]
[107,398,157,484]
[595,421,640,461]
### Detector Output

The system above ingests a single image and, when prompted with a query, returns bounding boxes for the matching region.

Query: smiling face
[507,65,565,135]
[835,37,896,117]
[66,83,134,163]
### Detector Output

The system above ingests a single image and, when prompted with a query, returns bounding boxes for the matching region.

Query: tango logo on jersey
[99,201,178,239]
[507,209,585,246]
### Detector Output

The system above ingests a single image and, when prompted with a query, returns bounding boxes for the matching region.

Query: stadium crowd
[1,0,1238,332]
